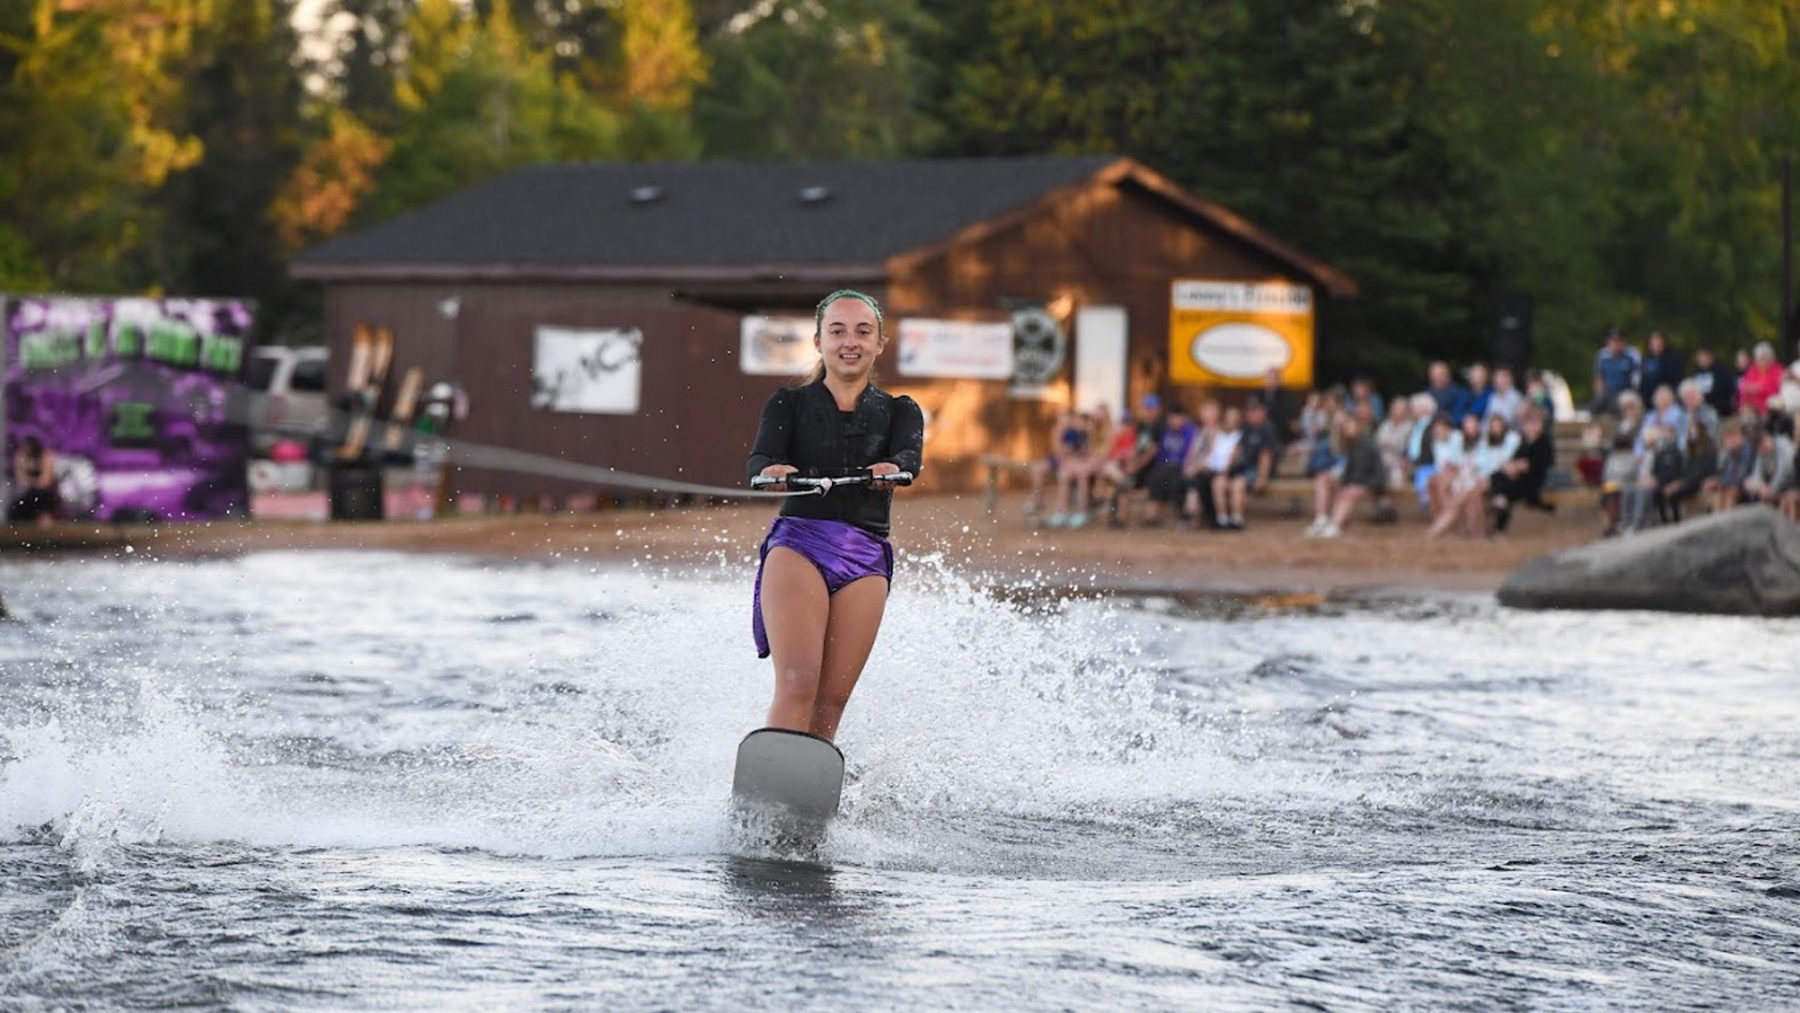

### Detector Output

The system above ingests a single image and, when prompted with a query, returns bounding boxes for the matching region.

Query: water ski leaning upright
[731,727,845,837]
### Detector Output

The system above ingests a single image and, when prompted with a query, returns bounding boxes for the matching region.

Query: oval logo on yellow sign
[1188,322,1292,379]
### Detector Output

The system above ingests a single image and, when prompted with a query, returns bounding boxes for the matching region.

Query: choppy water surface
[2,550,1797,1010]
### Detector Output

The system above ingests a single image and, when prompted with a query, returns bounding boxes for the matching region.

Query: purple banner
[5,296,255,523]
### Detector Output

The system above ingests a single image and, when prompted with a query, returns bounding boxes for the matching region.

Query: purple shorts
[752,516,894,658]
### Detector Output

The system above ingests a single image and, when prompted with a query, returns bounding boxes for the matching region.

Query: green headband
[814,289,883,334]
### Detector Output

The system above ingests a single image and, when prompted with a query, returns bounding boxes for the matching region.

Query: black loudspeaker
[328,463,385,521]
[1492,293,1534,375]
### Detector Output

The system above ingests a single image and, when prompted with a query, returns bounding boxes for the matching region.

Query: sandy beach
[0,491,1598,594]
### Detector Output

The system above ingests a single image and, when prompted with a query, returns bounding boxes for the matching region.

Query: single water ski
[731,727,844,844]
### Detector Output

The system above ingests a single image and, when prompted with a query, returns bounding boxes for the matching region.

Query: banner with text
[740,316,818,376]
[1168,280,1314,388]
[897,318,1014,380]
[4,296,255,522]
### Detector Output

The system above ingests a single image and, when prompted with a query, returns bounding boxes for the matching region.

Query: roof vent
[797,185,832,205]
[629,185,665,205]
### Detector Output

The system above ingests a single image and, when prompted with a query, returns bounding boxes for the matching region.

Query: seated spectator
[1676,378,1720,449]
[1199,406,1243,530]
[1705,421,1756,513]
[1489,409,1555,535]
[1430,414,1514,538]
[1044,410,1094,532]
[1663,415,1717,523]
[1782,430,1800,523]
[1598,431,1641,536]
[1299,389,1343,483]
[1404,395,1441,517]
[1739,342,1785,416]
[1140,403,1197,527]
[1743,422,1796,507]
[8,436,59,526]
[1035,408,1092,528]
[1614,390,1647,451]
[1222,400,1280,531]
[1306,414,1384,538]
[1619,425,1681,534]
[1375,398,1413,493]
[1648,384,1683,437]
[1423,413,1464,520]
[1574,424,1606,487]
[1179,400,1225,527]
[1486,367,1524,427]
[1101,396,1163,527]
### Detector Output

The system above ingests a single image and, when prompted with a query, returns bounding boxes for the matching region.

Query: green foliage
[695,0,940,159]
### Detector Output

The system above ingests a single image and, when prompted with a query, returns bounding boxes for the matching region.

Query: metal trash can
[328,463,384,521]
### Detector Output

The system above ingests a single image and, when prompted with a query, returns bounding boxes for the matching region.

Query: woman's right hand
[758,464,798,491]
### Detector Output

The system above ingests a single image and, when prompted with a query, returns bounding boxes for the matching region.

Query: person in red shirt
[1737,342,1785,416]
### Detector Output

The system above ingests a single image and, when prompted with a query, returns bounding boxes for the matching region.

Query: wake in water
[3,552,1798,1009]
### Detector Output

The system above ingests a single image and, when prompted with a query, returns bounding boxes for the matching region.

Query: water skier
[746,290,924,743]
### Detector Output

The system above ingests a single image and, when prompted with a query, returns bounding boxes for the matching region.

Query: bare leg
[808,576,889,741]
[1312,472,1335,519]
[1329,484,1366,529]
[1428,487,1468,538]
[1227,476,1246,521]
[1211,473,1229,523]
[759,547,829,731]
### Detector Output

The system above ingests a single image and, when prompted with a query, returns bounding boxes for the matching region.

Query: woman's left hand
[869,461,903,491]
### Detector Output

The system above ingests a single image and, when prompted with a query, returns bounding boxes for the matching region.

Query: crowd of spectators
[1029,332,1800,538]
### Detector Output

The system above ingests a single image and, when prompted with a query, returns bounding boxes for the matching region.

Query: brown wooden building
[291,155,1354,498]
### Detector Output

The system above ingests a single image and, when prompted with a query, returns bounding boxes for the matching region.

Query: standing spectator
[1676,379,1720,449]
[1738,342,1785,416]
[1690,346,1737,417]
[1463,363,1494,424]
[1706,421,1755,513]
[1349,376,1385,426]
[1638,330,1685,403]
[7,436,59,526]
[1306,414,1384,538]
[1664,416,1717,522]
[1259,367,1298,463]
[1591,328,1642,416]
[1426,361,1468,422]
[1375,398,1414,492]
[1486,367,1524,426]
[1489,409,1555,535]
[1223,400,1281,530]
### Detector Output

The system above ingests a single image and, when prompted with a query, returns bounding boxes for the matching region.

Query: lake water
[2,551,1798,1010]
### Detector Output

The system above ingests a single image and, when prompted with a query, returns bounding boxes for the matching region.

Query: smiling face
[814,296,884,383]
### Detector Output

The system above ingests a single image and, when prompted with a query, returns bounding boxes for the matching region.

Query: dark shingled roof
[293,155,1120,274]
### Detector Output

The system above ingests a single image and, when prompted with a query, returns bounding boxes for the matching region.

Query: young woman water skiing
[746,290,924,743]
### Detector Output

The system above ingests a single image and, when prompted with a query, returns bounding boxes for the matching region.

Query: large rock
[1498,506,1800,615]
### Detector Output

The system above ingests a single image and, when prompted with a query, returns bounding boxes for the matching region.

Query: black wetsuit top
[745,381,925,538]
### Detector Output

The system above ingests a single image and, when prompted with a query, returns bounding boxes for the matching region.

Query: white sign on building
[740,316,819,376]
[530,326,642,414]
[897,318,1014,380]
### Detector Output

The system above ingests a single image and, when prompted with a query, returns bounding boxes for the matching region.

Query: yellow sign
[1168,279,1314,388]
